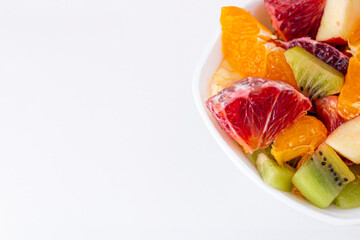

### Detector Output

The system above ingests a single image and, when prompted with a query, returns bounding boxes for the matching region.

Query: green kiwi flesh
[247,148,271,164]
[292,143,355,208]
[334,165,360,209]
[256,153,295,192]
[284,47,344,100]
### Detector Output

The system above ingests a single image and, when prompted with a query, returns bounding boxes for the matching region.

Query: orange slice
[222,35,276,77]
[271,115,328,165]
[209,48,297,97]
[348,21,360,57]
[209,59,243,96]
[220,6,274,41]
[221,6,276,77]
[265,47,298,89]
[338,57,360,120]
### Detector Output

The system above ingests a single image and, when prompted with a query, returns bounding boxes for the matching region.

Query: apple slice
[326,115,360,163]
[316,0,360,44]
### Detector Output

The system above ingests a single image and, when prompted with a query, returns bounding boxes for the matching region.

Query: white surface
[0,0,359,239]
[193,0,360,225]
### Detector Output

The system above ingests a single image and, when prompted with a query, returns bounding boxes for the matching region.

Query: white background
[0,0,359,239]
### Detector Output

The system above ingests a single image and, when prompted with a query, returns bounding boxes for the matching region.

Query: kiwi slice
[284,47,344,100]
[247,149,263,164]
[256,153,295,192]
[292,143,355,208]
[247,147,271,164]
[334,165,360,209]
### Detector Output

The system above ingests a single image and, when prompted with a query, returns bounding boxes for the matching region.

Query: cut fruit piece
[264,0,326,41]
[265,47,298,89]
[256,153,295,192]
[211,48,298,96]
[246,147,271,164]
[271,115,327,165]
[222,36,275,77]
[205,77,312,153]
[314,96,346,134]
[337,57,360,120]
[339,45,354,59]
[342,157,355,167]
[210,59,243,96]
[220,6,274,41]
[287,156,302,169]
[278,37,350,75]
[292,185,304,199]
[326,115,360,164]
[334,165,360,209]
[316,0,360,44]
[292,143,355,208]
[348,21,360,57]
[221,7,276,77]
[284,47,345,100]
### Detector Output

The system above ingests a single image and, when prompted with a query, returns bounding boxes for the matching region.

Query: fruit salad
[205,1,360,209]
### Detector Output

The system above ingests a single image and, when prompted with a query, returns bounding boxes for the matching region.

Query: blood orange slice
[264,0,326,41]
[206,78,312,153]
[278,37,350,75]
[314,96,346,133]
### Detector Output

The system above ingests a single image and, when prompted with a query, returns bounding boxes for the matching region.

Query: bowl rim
[192,17,360,226]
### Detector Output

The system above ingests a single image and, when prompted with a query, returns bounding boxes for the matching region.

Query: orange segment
[220,6,274,41]
[338,57,360,120]
[271,115,328,165]
[220,6,276,77]
[265,47,298,89]
[222,34,276,77]
[210,48,297,97]
[292,185,304,198]
[348,21,360,57]
[209,59,243,96]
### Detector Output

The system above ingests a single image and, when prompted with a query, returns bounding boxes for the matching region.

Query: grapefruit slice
[206,78,312,153]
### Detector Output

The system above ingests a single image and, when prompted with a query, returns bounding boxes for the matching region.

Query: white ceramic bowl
[193,0,360,225]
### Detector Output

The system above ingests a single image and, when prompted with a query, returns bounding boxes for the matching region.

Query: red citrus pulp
[314,96,346,134]
[264,0,326,41]
[206,78,312,153]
